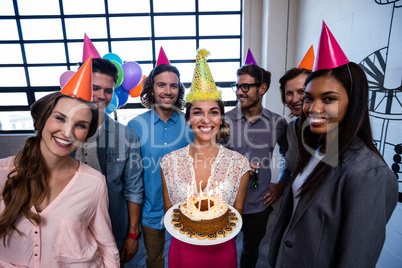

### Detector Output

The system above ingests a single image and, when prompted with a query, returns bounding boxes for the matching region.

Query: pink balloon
[60,70,76,88]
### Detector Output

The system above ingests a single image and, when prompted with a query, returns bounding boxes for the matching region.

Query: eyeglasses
[231,83,261,93]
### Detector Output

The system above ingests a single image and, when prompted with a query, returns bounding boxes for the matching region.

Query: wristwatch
[127,231,142,240]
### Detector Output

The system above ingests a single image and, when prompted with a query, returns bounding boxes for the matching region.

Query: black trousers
[240,206,273,268]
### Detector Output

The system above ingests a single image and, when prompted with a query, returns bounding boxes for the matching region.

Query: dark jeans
[240,206,273,268]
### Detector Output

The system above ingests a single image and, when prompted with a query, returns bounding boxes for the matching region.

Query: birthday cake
[178,194,229,235]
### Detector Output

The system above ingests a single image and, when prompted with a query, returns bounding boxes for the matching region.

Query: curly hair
[185,100,230,141]
[0,92,98,246]
[140,64,185,110]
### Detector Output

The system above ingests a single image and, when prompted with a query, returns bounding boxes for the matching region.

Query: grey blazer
[268,137,398,268]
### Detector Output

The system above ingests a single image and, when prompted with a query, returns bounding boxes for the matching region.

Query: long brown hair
[0,92,98,245]
[295,62,383,200]
[140,64,185,110]
[185,100,230,141]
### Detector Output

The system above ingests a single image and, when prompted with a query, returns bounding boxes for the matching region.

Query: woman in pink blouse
[161,99,250,268]
[0,92,120,267]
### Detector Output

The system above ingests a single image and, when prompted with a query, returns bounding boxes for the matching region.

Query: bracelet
[127,231,141,240]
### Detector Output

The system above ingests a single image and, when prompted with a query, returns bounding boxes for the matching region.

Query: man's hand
[120,237,138,264]
[263,182,287,206]
[249,162,261,175]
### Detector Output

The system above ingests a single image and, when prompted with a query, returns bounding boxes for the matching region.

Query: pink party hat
[297,45,315,70]
[60,57,93,102]
[244,48,258,66]
[156,46,171,66]
[313,21,349,71]
[82,33,101,62]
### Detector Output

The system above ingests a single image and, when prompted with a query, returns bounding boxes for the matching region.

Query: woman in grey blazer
[268,62,398,268]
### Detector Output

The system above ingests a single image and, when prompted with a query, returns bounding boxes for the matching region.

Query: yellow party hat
[186,49,221,103]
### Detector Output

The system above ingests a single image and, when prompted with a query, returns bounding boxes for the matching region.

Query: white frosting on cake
[180,194,228,221]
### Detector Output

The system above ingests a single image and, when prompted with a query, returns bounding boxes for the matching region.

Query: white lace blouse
[161,144,250,206]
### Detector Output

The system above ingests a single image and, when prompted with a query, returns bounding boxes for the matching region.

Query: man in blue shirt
[128,63,193,268]
[221,64,289,268]
[74,58,144,266]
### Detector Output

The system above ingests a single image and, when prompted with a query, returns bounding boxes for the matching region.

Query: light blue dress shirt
[128,110,193,230]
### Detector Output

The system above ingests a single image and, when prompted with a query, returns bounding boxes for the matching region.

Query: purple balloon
[122,61,142,91]
[59,70,76,88]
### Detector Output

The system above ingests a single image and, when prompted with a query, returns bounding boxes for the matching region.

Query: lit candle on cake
[219,182,223,208]
[191,179,196,197]
[198,181,203,212]
[187,184,191,213]
[216,183,220,208]
[208,190,213,213]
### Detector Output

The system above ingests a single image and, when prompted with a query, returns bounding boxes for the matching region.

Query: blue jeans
[240,206,273,268]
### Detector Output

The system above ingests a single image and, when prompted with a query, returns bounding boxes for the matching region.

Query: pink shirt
[0,157,120,267]
[161,145,250,206]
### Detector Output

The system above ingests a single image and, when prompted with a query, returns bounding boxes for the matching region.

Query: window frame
[0,0,242,133]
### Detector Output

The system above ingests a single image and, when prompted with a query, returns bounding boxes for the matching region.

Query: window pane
[109,17,151,38]
[0,68,27,86]
[111,41,152,62]
[17,0,60,15]
[63,0,105,15]
[0,93,28,106]
[108,0,150,14]
[154,40,196,61]
[68,41,109,63]
[0,44,23,64]
[0,0,15,15]
[199,0,241,12]
[20,19,63,40]
[174,63,197,84]
[35,91,58,101]
[154,16,195,37]
[65,18,108,39]
[221,86,236,101]
[199,39,240,59]
[25,43,66,64]
[199,15,240,36]
[0,111,33,131]
[28,66,66,86]
[138,63,154,79]
[0,20,19,40]
[153,0,195,12]
[115,108,147,125]
[208,62,238,82]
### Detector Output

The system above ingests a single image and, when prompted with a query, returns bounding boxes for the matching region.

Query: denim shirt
[75,115,144,250]
[128,110,193,230]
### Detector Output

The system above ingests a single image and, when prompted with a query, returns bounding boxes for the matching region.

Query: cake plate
[164,203,242,246]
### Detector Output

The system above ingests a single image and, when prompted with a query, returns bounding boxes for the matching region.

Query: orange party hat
[297,45,315,70]
[82,33,101,62]
[60,57,93,102]
[156,46,171,66]
[313,21,349,71]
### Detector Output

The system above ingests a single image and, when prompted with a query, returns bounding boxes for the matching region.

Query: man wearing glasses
[220,64,289,268]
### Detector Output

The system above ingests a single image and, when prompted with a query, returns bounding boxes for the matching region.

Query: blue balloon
[103,53,123,65]
[115,85,130,108]
[105,92,119,114]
